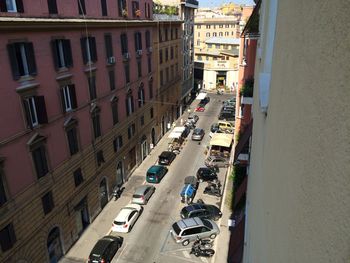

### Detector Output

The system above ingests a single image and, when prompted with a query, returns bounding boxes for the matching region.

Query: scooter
[190,242,215,257]
[112,185,122,200]
[203,184,222,197]
[192,237,214,249]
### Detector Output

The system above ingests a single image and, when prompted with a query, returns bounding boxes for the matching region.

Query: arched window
[125,91,134,116]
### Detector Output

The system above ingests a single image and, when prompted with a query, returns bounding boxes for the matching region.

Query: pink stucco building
[0,1,165,262]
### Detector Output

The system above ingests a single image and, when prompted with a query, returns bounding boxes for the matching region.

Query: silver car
[191,128,205,141]
[187,114,199,124]
[205,156,229,168]
[170,217,220,246]
[132,185,155,205]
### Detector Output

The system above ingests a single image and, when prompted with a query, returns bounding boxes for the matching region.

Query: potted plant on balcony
[122,9,128,17]
[135,9,141,17]
[240,78,254,104]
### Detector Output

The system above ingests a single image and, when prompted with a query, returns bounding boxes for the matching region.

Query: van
[146,165,168,183]
[217,121,234,131]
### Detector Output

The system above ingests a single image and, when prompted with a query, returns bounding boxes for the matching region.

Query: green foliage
[240,78,254,97]
[153,3,178,15]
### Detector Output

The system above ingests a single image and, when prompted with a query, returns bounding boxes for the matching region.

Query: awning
[168,127,185,139]
[196,92,207,100]
[234,121,253,161]
[210,134,233,147]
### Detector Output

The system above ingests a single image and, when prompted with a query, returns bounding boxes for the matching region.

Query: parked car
[221,105,235,112]
[218,111,235,122]
[217,121,234,131]
[180,204,222,221]
[199,97,210,105]
[205,156,229,168]
[132,185,156,205]
[146,165,168,183]
[187,114,199,124]
[88,236,123,263]
[158,151,176,165]
[195,104,205,112]
[196,167,218,182]
[112,204,142,233]
[223,98,235,105]
[191,128,205,141]
[170,217,220,246]
[182,125,191,138]
[210,123,220,132]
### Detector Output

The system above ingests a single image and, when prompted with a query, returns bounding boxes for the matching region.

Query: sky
[199,0,255,8]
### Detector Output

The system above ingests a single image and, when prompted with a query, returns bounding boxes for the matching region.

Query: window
[117,0,126,16]
[206,25,210,29]
[175,28,178,39]
[109,70,115,91]
[158,28,163,42]
[206,32,210,37]
[219,24,223,28]
[148,79,153,99]
[145,2,150,18]
[170,47,174,59]
[171,65,174,79]
[124,63,130,83]
[147,56,152,73]
[197,25,201,29]
[113,136,123,152]
[159,49,163,64]
[134,32,142,52]
[137,60,142,78]
[165,48,169,61]
[175,46,178,58]
[125,92,134,116]
[175,63,178,76]
[48,0,58,14]
[111,98,119,125]
[7,42,37,80]
[0,0,23,12]
[208,44,212,48]
[51,39,73,70]
[219,32,223,37]
[232,31,234,36]
[150,107,154,118]
[170,28,174,40]
[80,36,97,64]
[87,75,97,100]
[73,168,83,187]
[160,70,164,85]
[0,165,7,207]
[42,191,54,215]
[215,44,220,49]
[22,96,48,128]
[31,144,49,178]
[138,86,145,107]
[104,34,114,60]
[128,123,136,139]
[140,115,144,126]
[0,224,16,252]
[145,31,151,49]
[225,32,229,36]
[120,33,128,54]
[91,108,101,139]
[101,0,107,16]
[60,85,77,113]
[66,126,79,155]
[132,1,140,17]
[78,0,86,15]
[196,40,200,46]
[96,150,105,166]
[166,67,169,82]
[165,28,168,41]
[213,32,217,37]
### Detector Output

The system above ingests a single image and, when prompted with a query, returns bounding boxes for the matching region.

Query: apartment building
[233,0,350,262]
[0,1,157,262]
[153,8,183,137]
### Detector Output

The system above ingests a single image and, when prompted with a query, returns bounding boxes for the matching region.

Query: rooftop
[205,37,240,45]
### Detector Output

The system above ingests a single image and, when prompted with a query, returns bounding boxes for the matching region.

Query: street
[61,93,232,263]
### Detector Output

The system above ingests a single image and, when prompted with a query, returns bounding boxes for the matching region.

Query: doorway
[75,197,90,236]
[47,227,63,263]
[99,178,108,209]
[151,128,156,146]
[116,161,124,186]
[141,135,148,160]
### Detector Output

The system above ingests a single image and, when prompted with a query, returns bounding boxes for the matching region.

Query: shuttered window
[0,224,16,252]
[78,0,86,15]
[134,32,142,51]
[124,63,130,84]
[88,75,97,100]
[42,191,54,215]
[80,37,97,64]
[73,168,83,187]
[125,93,134,116]
[0,0,23,12]
[32,145,49,178]
[120,34,128,54]
[60,85,77,113]
[66,126,79,155]
[101,0,107,16]
[109,70,115,91]
[117,0,126,16]
[47,0,58,14]
[104,34,113,59]
[51,39,73,70]
[111,99,119,125]
[23,96,48,128]
[92,111,101,139]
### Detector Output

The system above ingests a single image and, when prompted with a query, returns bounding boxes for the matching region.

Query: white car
[112,204,142,233]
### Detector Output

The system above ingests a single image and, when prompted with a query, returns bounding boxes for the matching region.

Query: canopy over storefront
[168,127,186,138]
[209,134,233,148]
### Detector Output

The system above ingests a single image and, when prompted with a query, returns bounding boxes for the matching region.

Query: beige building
[242,0,350,262]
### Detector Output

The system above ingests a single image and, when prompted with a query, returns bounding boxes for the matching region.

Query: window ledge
[16,81,40,94]
[56,72,73,81]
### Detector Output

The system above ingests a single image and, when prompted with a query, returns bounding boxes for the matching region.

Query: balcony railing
[153,14,181,21]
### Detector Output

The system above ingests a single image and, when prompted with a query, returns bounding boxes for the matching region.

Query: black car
[199,97,210,105]
[210,123,219,132]
[158,151,176,165]
[218,111,235,121]
[182,125,191,137]
[196,167,218,182]
[88,236,123,263]
[180,203,222,221]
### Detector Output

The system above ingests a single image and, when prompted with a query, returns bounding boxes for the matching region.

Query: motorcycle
[192,237,214,249]
[112,185,122,200]
[203,183,222,197]
[190,241,215,257]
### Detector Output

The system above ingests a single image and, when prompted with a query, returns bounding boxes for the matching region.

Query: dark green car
[146,165,168,183]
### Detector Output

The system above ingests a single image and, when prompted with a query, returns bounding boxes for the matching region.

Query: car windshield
[202,219,213,229]
[114,220,126,225]
[133,194,142,198]
[172,222,181,235]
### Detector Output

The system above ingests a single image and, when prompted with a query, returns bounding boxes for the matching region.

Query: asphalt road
[112,93,232,263]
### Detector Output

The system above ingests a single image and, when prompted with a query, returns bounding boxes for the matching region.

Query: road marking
[183,250,191,258]
[201,257,209,263]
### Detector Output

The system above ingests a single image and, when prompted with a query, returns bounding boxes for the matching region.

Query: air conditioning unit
[147,47,153,53]
[107,56,116,64]
[123,52,130,60]
[136,50,143,56]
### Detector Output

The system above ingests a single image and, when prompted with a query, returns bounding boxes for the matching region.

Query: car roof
[177,217,203,229]
[90,239,112,255]
[193,128,203,133]
[159,151,173,157]
[115,204,140,221]
[185,204,205,212]
[134,185,153,195]
[147,165,164,173]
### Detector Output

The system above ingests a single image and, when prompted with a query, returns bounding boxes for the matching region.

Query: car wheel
[182,239,190,246]
[209,233,217,239]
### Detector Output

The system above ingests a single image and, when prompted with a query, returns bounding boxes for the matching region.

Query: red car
[195,104,205,112]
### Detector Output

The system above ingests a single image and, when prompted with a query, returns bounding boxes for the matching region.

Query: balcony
[240,78,254,104]
[153,3,180,21]
[153,14,181,21]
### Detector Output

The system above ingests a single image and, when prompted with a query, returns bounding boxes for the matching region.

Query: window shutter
[60,88,66,113]
[16,0,24,13]
[0,1,8,12]
[78,0,85,15]
[80,37,88,64]
[145,31,150,48]
[48,0,58,14]
[101,0,107,16]
[138,90,141,108]
[90,37,97,62]
[35,96,48,124]
[50,40,59,70]
[22,100,33,129]
[26,42,37,76]
[69,84,77,109]
[104,34,113,58]
[113,138,117,152]
[125,98,129,116]
[138,33,142,49]
[134,33,138,51]
[7,44,20,80]
[131,96,134,113]
[63,39,73,67]
[109,70,115,91]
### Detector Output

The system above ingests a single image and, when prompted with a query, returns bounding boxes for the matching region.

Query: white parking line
[183,250,191,259]
[201,257,209,263]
